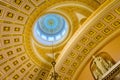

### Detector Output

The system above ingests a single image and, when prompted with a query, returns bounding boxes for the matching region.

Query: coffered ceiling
[1,0,120,80]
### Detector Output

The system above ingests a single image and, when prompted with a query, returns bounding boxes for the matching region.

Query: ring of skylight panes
[33,13,69,46]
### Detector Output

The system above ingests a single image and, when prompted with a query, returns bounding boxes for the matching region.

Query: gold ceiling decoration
[0,0,110,80]
[55,0,120,80]
[24,0,93,68]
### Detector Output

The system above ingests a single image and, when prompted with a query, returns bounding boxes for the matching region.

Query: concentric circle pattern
[33,13,69,46]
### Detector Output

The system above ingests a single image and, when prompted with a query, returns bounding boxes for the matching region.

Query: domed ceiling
[1,0,120,80]
[33,13,69,46]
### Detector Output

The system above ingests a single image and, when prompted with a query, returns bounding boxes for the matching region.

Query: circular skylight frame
[33,13,69,46]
